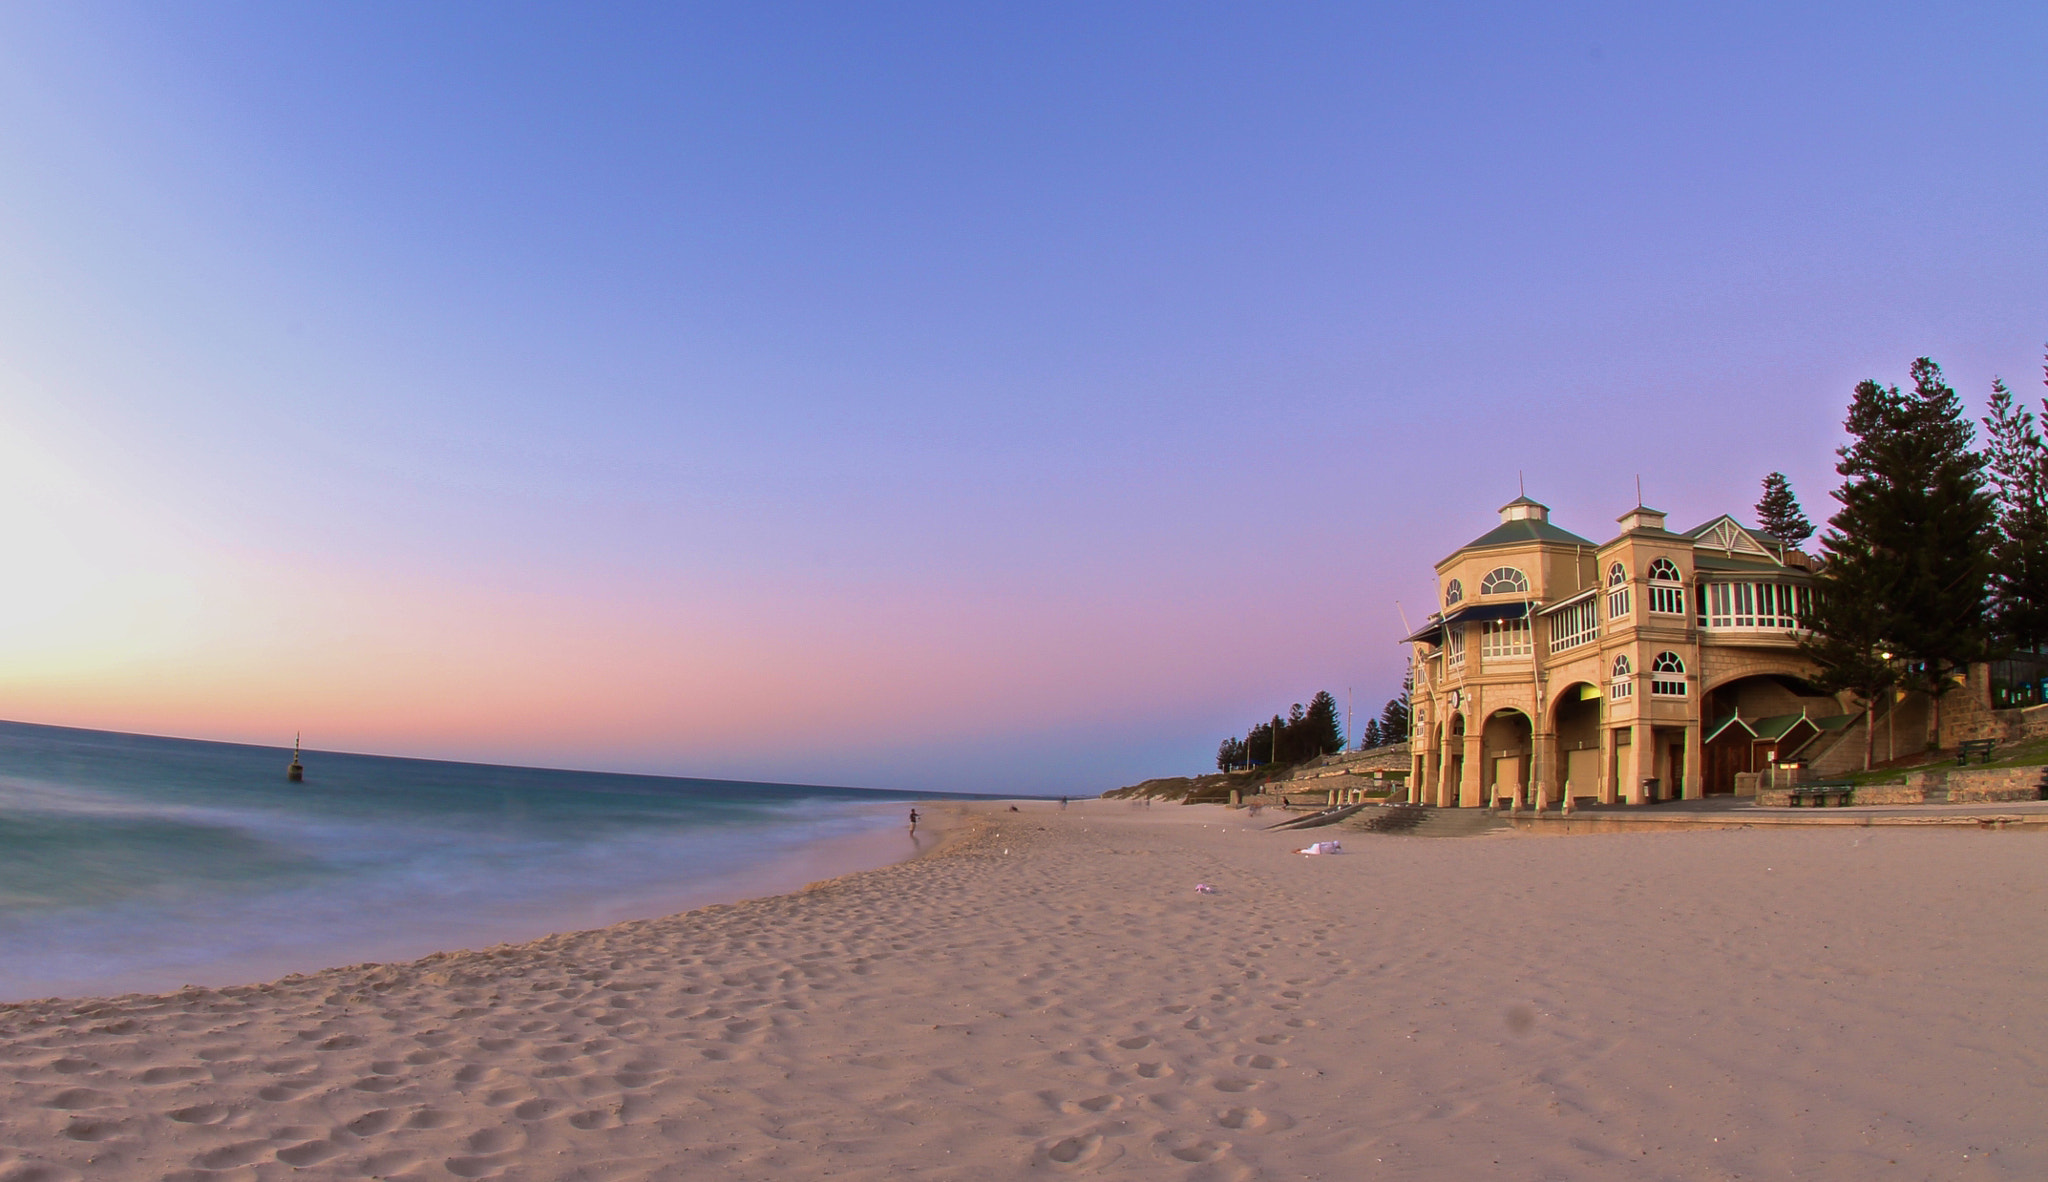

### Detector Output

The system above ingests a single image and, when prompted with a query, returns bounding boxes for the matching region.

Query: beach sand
[2,801,2043,1180]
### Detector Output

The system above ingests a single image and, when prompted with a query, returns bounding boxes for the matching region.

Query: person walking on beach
[908,808,920,835]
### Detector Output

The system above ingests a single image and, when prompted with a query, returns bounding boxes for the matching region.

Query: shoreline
[0,799,973,1007]
[3,801,2041,1179]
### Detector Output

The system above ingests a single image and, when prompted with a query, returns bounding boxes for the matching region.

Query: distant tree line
[1773,347,2048,764]
[1215,691,1343,772]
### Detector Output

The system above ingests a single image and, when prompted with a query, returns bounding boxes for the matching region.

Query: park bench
[1787,782,1854,807]
[1956,739,1996,766]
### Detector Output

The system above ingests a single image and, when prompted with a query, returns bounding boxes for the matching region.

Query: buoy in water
[287,732,304,783]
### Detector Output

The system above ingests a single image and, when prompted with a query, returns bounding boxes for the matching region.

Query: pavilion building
[1404,497,1854,807]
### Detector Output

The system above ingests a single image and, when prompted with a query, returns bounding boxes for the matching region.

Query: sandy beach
[2,801,2043,1181]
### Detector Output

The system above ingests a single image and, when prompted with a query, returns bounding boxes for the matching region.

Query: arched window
[1647,558,1685,614]
[1606,562,1631,620]
[1479,566,1528,595]
[1610,654,1633,699]
[1650,651,1687,696]
[1444,579,1463,606]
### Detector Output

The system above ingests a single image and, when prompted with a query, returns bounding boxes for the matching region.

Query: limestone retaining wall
[1756,765,2046,807]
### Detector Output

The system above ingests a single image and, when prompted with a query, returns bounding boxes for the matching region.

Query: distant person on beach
[1059,796,1068,810]
[908,808,920,835]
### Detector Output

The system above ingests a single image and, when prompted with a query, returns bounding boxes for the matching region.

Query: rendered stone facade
[1406,498,1850,807]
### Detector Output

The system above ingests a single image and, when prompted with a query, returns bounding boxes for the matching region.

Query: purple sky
[0,3,2043,792]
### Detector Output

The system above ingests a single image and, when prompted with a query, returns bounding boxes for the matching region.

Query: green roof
[1454,518,1596,553]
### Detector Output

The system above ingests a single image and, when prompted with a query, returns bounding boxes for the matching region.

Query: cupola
[1616,505,1668,532]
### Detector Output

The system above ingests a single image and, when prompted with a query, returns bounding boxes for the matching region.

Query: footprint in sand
[1116,1035,1152,1050]
[1217,1107,1293,1132]
[44,1089,111,1110]
[191,1141,270,1170]
[1060,1094,1121,1114]
[513,1098,559,1120]
[1040,1133,1111,1166]
[1211,1078,1259,1094]
[169,1104,229,1125]
[0,1163,81,1182]
[360,1150,421,1175]
[1134,1062,1172,1079]
[61,1117,123,1142]
[1233,1054,1285,1070]
[406,1106,455,1129]
[276,1139,342,1166]
[1253,1033,1291,1046]
[345,1109,399,1136]
[1162,1138,1230,1163]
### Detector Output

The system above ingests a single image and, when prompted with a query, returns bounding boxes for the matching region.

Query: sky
[0,3,2043,793]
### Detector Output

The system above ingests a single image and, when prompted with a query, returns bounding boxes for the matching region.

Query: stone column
[1460,731,1484,808]
[1532,727,1559,809]
[1628,719,1655,805]
[1599,724,1617,805]
[1683,724,1704,799]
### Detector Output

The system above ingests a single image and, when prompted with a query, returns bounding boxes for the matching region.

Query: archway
[1481,708,1533,808]
[1549,683,1602,806]
[1700,672,1844,793]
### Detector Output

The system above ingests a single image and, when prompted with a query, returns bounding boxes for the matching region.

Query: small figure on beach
[908,808,920,835]
[1059,796,1068,810]
[1008,804,1020,812]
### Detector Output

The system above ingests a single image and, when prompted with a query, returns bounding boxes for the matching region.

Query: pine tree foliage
[1754,471,1814,545]
[1378,695,1411,744]
[1805,358,1994,755]
[1982,357,2048,651]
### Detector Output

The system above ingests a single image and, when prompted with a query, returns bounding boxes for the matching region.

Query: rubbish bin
[1640,777,1659,801]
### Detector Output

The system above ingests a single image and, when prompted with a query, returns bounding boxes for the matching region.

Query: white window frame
[1650,651,1687,697]
[1703,582,1813,631]
[1479,617,1532,660]
[1549,598,1598,653]
[1606,562,1631,621]
[1444,579,1463,606]
[1647,558,1686,615]
[1610,654,1634,699]
[1479,566,1529,596]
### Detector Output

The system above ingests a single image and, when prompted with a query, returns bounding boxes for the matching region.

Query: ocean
[0,721,952,1002]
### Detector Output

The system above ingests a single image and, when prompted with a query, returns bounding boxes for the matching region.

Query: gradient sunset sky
[1,3,2043,792]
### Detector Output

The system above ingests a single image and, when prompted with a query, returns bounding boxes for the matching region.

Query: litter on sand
[1296,840,1344,855]
[1193,883,1216,893]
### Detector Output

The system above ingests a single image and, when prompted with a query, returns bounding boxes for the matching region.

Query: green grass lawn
[1833,734,2048,786]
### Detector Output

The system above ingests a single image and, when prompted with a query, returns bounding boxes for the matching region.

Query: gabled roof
[1685,515,1783,564]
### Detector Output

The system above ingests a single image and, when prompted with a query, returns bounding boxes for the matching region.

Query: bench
[1956,739,1996,766]
[1788,782,1854,807]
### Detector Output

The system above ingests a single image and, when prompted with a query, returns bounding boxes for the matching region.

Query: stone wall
[1939,766,2048,803]
[1755,765,2046,807]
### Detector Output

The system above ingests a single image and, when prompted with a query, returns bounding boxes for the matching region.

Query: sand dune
[2,802,2043,1180]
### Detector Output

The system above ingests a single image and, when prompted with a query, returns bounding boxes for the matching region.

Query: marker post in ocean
[287,733,303,783]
